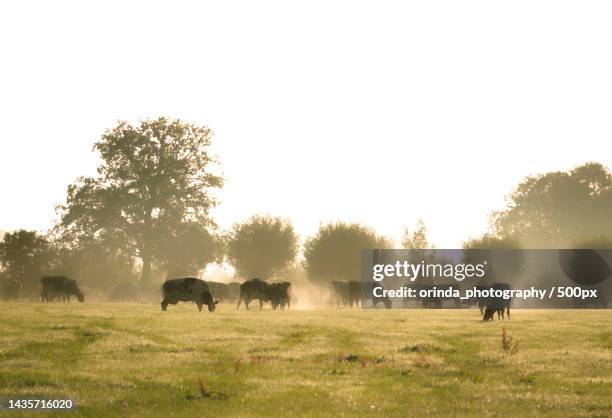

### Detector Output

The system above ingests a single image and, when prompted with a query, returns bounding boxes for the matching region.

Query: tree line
[2,117,612,296]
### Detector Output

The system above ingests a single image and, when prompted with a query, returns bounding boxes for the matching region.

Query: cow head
[482,307,495,321]
[76,291,85,303]
[202,291,220,312]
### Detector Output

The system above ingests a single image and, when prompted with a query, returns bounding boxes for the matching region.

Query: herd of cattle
[161,277,292,312]
[0,275,515,320]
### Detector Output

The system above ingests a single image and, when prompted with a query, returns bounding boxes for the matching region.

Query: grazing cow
[237,278,271,310]
[41,276,84,303]
[161,278,219,312]
[226,282,242,301]
[330,280,349,307]
[270,282,292,310]
[348,280,392,309]
[482,282,511,321]
[463,285,489,313]
[205,281,230,303]
[0,279,22,301]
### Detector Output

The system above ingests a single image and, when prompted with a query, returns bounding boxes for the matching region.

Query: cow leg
[506,307,510,320]
[237,297,242,310]
[245,298,250,310]
[197,303,203,312]
[259,299,263,310]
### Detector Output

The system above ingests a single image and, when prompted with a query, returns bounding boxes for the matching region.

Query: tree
[401,219,436,265]
[401,219,432,250]
[225,215,299,279]
[492,162,612,247]
[303,222,392,285]
[0,230,53,295]
[51,234,138,291]
[155,222,221,277]
[56,117,222,284]
[462,233,521,250]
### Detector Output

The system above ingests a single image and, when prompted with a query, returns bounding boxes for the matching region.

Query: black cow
[482,282,511,321]
[205,281,230,302]
[463,285,489,313]
[0,279,22,301]
[161,278,219,312]
[237,278,271,310]
[330,280,349,307]
[270,282,292,310]
[41,276,84,303]
[348,281,392,309]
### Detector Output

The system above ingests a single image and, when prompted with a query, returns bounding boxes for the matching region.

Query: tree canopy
[225,215,299,280]
[56,117,223,283]
[0,230,53,295]
[303,222,391,285]
[492,162,612,248]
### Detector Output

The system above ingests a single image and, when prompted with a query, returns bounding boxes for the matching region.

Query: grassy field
[0,303,610,417]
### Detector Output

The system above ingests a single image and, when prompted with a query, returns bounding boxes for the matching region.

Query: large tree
[0,230,54,294]
[225,215,299,280]
[493,162,612,247]
[57,117,223,284]
[303,222,392,285]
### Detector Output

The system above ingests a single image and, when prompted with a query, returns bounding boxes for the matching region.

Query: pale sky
[1,1,611,247]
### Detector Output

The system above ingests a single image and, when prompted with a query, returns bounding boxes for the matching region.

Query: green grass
[0,303,610,417]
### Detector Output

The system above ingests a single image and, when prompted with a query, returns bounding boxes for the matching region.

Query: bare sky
[1,1,611,247]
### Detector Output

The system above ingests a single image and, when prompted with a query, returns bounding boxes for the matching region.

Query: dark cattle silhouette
[205,281,230,302]
[237,279,291,310]
[330,280,349,307]
[41,276,84,303]
[161,278,218,312]
[0,279,22,301]
[237,278,271,310]
[463,285,489,314]
[482,282,511,321]
[270,282,292,310]
[348,281,392,309]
